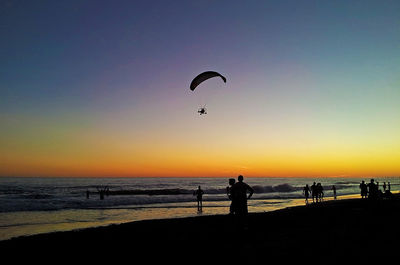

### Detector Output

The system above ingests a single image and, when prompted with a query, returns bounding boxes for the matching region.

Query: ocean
[0,176,399,241]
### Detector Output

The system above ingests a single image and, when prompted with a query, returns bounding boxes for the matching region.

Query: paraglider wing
[190,71,226,91]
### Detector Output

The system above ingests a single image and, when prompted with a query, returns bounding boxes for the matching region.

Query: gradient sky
[1,0,399,177]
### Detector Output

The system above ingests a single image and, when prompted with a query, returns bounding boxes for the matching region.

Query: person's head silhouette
[238,175,244,182]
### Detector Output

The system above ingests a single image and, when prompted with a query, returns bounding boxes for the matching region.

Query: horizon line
[1,175,399,179]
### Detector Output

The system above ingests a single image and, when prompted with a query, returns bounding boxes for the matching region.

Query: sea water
[0,177,399,240]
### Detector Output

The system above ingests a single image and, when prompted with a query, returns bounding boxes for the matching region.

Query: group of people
[194,175,254,218]
[303,182,333,204]
[226,175,254,216]
[360,179,392,199]
[86,186,110,200]
[300,179,394,204]
[195,178,394,215]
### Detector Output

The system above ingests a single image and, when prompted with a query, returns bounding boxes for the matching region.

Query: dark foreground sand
[2,195,399,263]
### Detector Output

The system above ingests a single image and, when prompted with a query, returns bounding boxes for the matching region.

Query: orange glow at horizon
[1,80,399,178]
[1,127,399,177]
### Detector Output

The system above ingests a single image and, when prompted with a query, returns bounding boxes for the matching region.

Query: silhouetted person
[388,182,391,192]
[227,178,236,214]
[97,188,104,200]
[231,175,253,227]
[303,184,311,204]
[311,182,317,203]
[86,189,90,199]
[367,179,378,199]
[360,180,368,198]
[194,186,204,212]
[377,186,384,198]
[383,182,387,192]
[316,183,324,202]
[332,185,337,200]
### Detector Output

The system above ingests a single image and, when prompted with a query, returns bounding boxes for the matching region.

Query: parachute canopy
[190,71,226,91]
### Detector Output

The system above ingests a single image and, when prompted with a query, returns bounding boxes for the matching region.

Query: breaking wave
[108,184,301,196]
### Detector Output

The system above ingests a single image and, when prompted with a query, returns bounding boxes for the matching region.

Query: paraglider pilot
[198,107,207,115]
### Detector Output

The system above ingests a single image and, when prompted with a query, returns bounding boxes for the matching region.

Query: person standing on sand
[227,178,236,214]
[316,183,324,202]
[367,179,378,199]
[303,184,311,204]
[194,186,204,212]
[311,182,317,203]
[360,181,368,198]
[332,185,337,200]
[231,175,254,216]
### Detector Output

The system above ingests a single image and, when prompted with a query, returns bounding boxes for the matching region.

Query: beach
[2,194,399,263]
[5,176,397,241]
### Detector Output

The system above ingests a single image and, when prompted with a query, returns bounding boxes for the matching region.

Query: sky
[1,0,399,177]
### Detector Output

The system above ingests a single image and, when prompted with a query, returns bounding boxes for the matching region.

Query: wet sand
[2,194,399,263]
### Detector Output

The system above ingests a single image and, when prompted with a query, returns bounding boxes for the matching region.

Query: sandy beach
[2,194,399,263]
